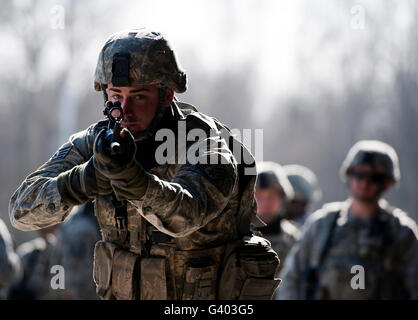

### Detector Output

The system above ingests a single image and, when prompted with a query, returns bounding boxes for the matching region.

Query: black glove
[93,128,149,200]
[92,128,136,175]
[57,157,113,206]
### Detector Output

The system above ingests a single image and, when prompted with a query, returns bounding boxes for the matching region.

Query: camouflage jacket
[0,218,21,298]
[278,199,418,300]
[9,100,257,252]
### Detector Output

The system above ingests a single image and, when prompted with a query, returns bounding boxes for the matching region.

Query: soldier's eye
[111,94,122,100]
[135,95,145,100]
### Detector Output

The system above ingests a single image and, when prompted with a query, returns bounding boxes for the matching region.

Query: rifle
[102,100,125,155]
[102,100,128,242]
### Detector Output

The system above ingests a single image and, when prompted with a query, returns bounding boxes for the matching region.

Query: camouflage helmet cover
[283,164,322,203]
[256,161,294,200]
[94,28,187,93]
[340,140,400,183]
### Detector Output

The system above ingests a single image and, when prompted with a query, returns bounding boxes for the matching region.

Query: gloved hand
[92,128,149,200]
[92,127,137,174]
[57,157,113,206]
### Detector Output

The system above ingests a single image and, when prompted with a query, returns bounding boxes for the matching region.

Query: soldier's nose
[121,100,131,113]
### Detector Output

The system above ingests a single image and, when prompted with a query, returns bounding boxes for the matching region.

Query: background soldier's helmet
[283,164,322,203]
[340,140,401,183]
[256,161,294,200]
[94,28,187,93]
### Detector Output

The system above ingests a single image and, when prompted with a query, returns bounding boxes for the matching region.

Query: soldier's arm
[9,125,97,231]
[0,219,22,289]
[395,215,418,299]
[133,134,238,238]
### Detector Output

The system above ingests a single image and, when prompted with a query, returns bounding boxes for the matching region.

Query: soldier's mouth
[121,121,141,127]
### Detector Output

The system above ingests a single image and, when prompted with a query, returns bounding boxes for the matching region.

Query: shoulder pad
[0,219,12,244]
[70,121,109,158]
[305,201,344,228]
[69,122,105,143]
[17,237,47,257]
[322,201,346,213]
[391,209,416,229]
[280,219,301,239]
[96,119,109,128]
[379,200,418,238]
[175,101,232,135]
[379,199,408,220]
[176,101,198,112]
[182,108,219,133]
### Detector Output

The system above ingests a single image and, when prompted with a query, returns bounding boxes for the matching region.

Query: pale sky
[0,0,415,122]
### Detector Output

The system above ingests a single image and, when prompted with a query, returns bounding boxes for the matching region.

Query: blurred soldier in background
[0,218,22,299]
[8,225,61,299]
[279,140,418,300]
[9,202,101,300]
[51,200,101,299]
[283,164,322,228]
[255,161,300,273]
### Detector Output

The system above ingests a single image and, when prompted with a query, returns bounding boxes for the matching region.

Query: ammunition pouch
[173,245,226,300]
[94,236,280,300]
[140,257,167,300]
[93,240,219,300]
[182,258,218,300]
[217,235,281,300]
[93,240,141,300]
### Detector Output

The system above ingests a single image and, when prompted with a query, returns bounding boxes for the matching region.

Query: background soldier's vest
[308,201,409,300]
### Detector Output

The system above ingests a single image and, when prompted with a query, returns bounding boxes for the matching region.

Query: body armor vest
[92,102,278,300]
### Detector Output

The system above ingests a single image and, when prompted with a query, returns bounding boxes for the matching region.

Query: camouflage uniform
[9,101,263,299]
[9,29,278,300]
[0,218,21,299]
[8,233,63,299]
[51,201,101,299]
[278,199,418,299]
[259,218,300,273]
[279,141,418,300]
[254,162,300,275]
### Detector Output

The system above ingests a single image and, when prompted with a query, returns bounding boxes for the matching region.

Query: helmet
[256,161,294,200]
[94,28,187,93]
[340,140,400,183]
[283,164,322,203]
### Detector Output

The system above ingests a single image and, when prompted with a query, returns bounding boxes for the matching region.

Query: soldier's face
[348,165,392,202]
[107,84,174,133]
[255,188,283,224]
